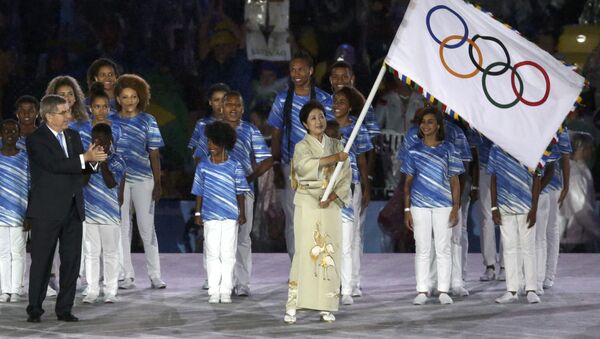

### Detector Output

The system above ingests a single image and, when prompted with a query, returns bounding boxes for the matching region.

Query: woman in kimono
[284,100,351,324]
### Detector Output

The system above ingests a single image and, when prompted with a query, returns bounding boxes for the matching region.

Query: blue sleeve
[191,165,205,197]
[453,127,472,161]
[146,115,165,149]
[364,105,382,137]
[251,125,272,163]
[487,146,498,175]
[267,92,286,129]
[193,132,209,160]
[188,120,203,150]
[320,93,335,120]
[558,129,572,154]
[447,144,465,177]
[234,162,251,194]
[110,157,126,184]
[400,149,416,176]
[356,126,374,154]
[397,128,419,162]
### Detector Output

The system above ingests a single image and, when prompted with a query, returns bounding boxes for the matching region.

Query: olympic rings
[468,35,511,75]
[440,35,482,79]
[482,62,524,109]
[426,5,469,49]
[425,5,551,109]
[511,61,551,106]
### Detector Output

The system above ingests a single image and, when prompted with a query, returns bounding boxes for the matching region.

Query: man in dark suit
[26,94,107,323]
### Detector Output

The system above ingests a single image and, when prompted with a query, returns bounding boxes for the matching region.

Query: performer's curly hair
[204,121,237,151]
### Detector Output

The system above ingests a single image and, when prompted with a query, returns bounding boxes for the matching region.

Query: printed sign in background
[245,0,291,61]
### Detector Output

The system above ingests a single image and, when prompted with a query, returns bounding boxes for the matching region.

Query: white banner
[245,0,291,61]
[385,0,585,168]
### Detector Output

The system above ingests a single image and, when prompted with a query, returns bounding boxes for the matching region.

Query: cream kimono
[286,133,351,312]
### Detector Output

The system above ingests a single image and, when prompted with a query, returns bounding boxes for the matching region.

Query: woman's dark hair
[284,50,316,151]
[1,119,20,133]
[15,95,40,111]
[91,122,113,140]
[416,106,445,141]
[329,60,353,75]
[204,121,237,151]
[207,83,230,99]
[89,82,110,104]
[115,74,151,111]
[299,100,325,131]
[334,86,365,117]
[86,58,119,90]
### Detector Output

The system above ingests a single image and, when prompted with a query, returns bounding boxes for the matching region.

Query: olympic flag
[386,0,585,168]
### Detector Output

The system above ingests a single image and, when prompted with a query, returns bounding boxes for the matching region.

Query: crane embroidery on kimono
[310,221,337,280]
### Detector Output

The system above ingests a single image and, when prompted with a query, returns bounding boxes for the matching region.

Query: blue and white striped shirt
[188,116,218,151]
[191,157,251,221]
[267,87,333,163]
[487,145,541,214]
[340,120,373,184]
[400,140,464,208]
[110,113,164,183]
[544,129,572,193]
[83,153,126,225]
[0,150,29,226]
[397,120,472,164]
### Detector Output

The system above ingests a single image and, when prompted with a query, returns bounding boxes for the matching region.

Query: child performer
[89,82,121,144]
[82,124,126,304]
[0,120,30,303]
[400,107,463,305]
[214,91,272,297]
[332,87,373,305]
[192,121,249,304]
[489,145,542,304]
[111,74,166,289]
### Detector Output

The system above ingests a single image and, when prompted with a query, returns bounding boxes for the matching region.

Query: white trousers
[277,164,295,259]
[341,188,357,296]
[0,227,26,294]
[84,222,120,297]
[351,186,366,290]
[479,169,504,268]
[450,189,470,288]
[204,219,237,296]
[120,179,162,280]
[412,207,452,293]
[234,195,254,288]
[544,190,561,283]
[500,214,537,292]
[535,193,550,290]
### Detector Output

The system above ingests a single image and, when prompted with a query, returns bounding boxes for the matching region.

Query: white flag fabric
[385,0,585,168]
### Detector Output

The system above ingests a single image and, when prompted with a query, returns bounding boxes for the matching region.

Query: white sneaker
[9,294,19,303]
[48,276,59,292]
[480,267,495,281]
[118,278,135,289]
[202,279,209,290]
[104,294,118,303]
[527,291,541,304]
[283,310,296,324]
[495,292,518,304]
[439,293,453,305]
[83,294,97,304]
[234,285,250,297]
[451,286,469,297]
[208,294,220,304]
[320,311,335,322]
[46,286,57,297]
[220,293,232,304]
[0,293,10,302]
[497,267,506,281]
[341,294,354,305]
[351,287,362,297]
[413,293,428,305]
[150,278,167,289]
[543,278,554,289]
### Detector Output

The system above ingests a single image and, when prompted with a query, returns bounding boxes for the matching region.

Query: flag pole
[321,62,387,202]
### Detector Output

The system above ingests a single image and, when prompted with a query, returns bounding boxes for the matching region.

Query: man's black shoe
[27,315,41,323]
[57,313,79,322]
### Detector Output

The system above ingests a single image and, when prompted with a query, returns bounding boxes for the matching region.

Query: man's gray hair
[39,95,67,122]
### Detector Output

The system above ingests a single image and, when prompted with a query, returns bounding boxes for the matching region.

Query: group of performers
[0,49,579,324]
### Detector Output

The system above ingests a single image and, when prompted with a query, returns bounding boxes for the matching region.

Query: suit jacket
[26,124,91,221]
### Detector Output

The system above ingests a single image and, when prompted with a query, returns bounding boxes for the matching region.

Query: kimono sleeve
[292,139,321,181]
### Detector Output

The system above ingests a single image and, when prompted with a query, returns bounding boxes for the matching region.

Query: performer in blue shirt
[332,86,373,305]
[268,50,334,260]
[401,107,463,306]
[488,144,542,304]
[192,121,250,304]
[0,120,30,303]
[188,83,230,164]
[219,91,272,297]
[111,74,166,290]
[82,124,126,304]
[537,128,571,293]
